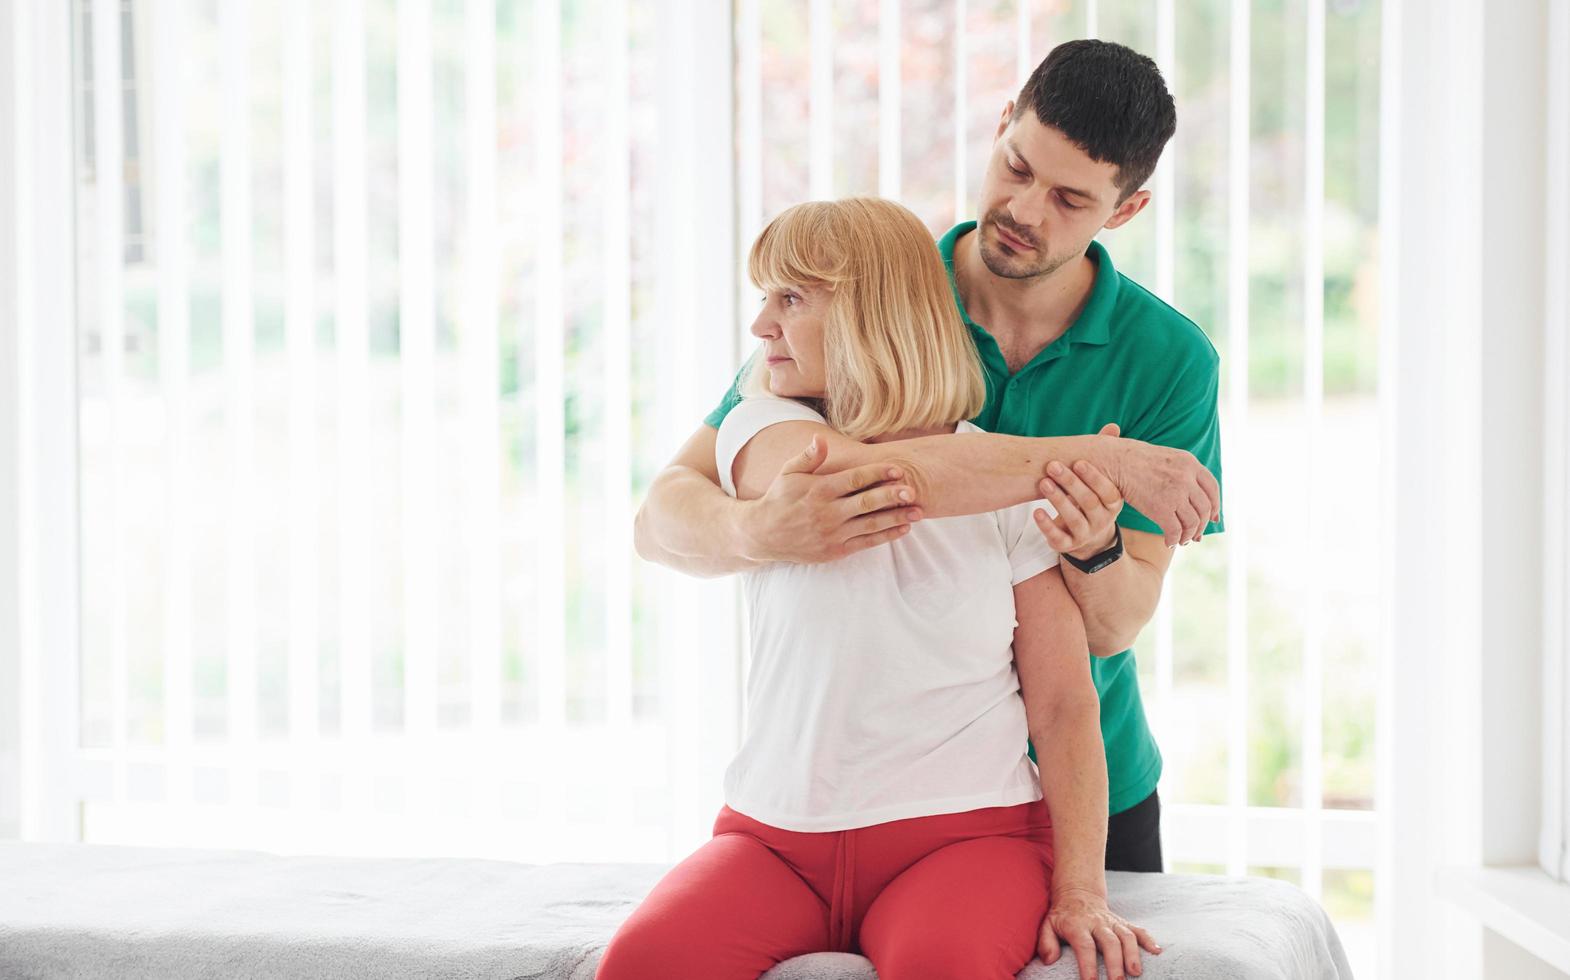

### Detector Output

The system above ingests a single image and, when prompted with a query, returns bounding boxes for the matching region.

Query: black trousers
[1104,788,1163,873]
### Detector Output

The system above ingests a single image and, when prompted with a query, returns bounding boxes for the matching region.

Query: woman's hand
[1039,885,1162,980]
[1034,424,1126,558]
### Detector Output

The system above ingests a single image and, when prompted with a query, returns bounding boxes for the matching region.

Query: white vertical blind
[220,0,259,813]
[282,0,320,805]
[532,0,568,838]
[0,0,25,842]
[1301,0,1327,901]
[809,0,832,200]
[737,0,762,345]
[153,0,195,816]
[463,0,501,739]
[398,0,437,748]
[1224,0,1252,878]
[1015,0,1030,85]
[90,0,129,811]
[601,0,634,732]
[332,0,372,815]
[13,0,80,843]
[952,0,967,220]
[878,0,901,199]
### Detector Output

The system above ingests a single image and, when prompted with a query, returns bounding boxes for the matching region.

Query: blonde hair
[741,197,986,441]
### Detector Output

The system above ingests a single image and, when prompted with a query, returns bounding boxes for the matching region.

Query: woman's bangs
[748,209,840,293]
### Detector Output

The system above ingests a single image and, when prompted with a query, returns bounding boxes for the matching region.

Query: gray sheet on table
[0,841,1353,980]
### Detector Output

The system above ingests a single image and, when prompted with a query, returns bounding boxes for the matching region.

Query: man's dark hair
[1011,39,1176,201]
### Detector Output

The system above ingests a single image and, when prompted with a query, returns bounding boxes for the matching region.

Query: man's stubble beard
[977,218,1077,282]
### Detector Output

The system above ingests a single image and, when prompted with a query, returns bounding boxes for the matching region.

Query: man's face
[974,106,1148,281]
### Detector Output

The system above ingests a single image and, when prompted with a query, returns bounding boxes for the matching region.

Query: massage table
[0,840,1355,979]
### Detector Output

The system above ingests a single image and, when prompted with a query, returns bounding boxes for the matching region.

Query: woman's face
[748,283,830,399]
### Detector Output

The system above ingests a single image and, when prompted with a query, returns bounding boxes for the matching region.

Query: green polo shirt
[703,220,1225,815]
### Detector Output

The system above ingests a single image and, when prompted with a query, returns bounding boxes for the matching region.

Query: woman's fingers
[1038,920,1062,964]
[1095,925,1126,980]
[1068,931,1101,980]
[1114,923,1143,977]
[1132,925,1163,954]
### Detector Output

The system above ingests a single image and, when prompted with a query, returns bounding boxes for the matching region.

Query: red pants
[595,799,1055,980]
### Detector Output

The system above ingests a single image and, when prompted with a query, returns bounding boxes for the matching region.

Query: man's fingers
[1158,513,1181,548]
[1198,467,1222,520]
[843,507,922,541]
[1038,478,1090,539]
[1098,422,1121,438]
[1072,459,1124,509]
[1032,508,1076,552]
[780,436,828,475]
[839,523,911,556]
[1176,501,1203,545]
[1047,461,1104,520]
[828,461,902,497]
[841,482,916,518]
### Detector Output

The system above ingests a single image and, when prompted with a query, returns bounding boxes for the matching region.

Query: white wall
[1384,0,1564,976]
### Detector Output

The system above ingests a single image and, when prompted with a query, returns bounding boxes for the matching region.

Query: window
[35,2,1382,977]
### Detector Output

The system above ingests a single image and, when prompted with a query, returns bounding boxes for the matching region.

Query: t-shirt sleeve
[1117,349,1226,537]
[702,367,747,429]
[996,497,1062,586]
[713,397,829,498]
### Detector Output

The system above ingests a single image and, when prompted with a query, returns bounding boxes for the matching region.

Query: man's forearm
[633,466,763,578]
[1060,549,1165,656]
[1035,700,1110,898]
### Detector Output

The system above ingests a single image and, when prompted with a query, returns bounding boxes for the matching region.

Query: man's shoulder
[1111,273,1221,371]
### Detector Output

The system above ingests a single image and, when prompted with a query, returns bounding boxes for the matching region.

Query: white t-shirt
[715,395,1063,832]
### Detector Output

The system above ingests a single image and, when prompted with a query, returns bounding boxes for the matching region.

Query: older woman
[598,198,1158,980]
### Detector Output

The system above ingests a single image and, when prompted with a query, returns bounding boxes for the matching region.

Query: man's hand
[1035,423,1125,558]
[1094,426,1220,547]
[1040,886,1162,980]
[737,436,925,563]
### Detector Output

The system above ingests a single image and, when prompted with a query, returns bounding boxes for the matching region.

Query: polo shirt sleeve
[713,396,828,498]
[996,498,1063,586]
[702,367,746,429]
[1117,351,1226,537]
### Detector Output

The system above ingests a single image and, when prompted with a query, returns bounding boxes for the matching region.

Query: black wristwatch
[1062,524,1124,574]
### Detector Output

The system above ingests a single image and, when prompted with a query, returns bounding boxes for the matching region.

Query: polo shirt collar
[937,220,1117,352]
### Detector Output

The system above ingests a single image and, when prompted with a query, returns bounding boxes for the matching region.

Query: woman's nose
[749,309,778,339]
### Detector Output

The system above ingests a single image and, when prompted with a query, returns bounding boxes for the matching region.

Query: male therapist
[635,38,1223,980]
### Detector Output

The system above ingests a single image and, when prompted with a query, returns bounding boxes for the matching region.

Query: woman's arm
[729,417,1098,517]
[729,414,1218,545]
[634,423,926,572]
[1013,567,1160,980]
